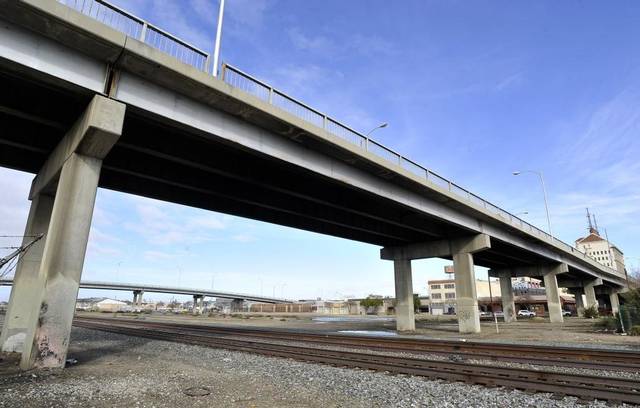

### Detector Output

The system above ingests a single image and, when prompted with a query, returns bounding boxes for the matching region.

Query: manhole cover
[183,386,211,397]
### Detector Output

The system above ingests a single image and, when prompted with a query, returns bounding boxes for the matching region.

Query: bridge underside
[0,68,603,285]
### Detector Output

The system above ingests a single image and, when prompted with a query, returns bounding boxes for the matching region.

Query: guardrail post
[139,22,148,42]
[448,181,452,191]
[323,115,328,130]
[204,55,211,74]
[269,88,274,104]
[221,63,227,81]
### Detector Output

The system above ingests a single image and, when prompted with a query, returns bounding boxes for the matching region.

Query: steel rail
[74,317,640,371]
[74,319,640,405]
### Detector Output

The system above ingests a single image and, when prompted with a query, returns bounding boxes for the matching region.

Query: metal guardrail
[58,0,210,71]
[56,0,622,279]
[221,64,624,279]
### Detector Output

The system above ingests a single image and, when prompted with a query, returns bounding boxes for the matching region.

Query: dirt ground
[1,313,639,407]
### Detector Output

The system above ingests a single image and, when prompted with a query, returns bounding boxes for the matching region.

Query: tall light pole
[513,170,553,237]
[212,0,225,77]
[366,122,388,137]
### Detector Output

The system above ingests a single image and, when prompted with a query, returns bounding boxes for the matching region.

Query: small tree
[360,297,383,309]
[413,294,421,312]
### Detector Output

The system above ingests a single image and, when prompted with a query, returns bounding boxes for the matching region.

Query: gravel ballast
[0,326,634,407]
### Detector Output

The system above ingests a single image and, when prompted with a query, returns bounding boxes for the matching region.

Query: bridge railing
[58,0,210,71]
[56,0,622,279]
[221,64,623,278]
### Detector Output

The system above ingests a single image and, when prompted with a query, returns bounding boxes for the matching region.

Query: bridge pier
[382,234,490,334]
[497,271,517,323]
[610,292,620,315]
[4,95,125,370]
[132,290,144,310]
[0,194,54,353]
[393,259,414,331]
[192,295,204,315]
[231,299,244,313]
[584,279,600,310]
[542,264,567,323]
[571,288,586,317]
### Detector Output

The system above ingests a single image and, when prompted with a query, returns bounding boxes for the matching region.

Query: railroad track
[74,317,640,405]
[74,316,640,372]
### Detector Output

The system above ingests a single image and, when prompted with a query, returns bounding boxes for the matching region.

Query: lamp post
[513,170,553,237]
[366,122,388,137]
[212,0,225,77]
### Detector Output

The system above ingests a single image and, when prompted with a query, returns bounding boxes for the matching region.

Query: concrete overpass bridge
[0,0,628,369]
[0,278,289,311]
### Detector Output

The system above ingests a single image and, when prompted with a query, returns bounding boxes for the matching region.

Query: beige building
[575,227,625,273]
[428,275,551,316]
[429,278,501,315]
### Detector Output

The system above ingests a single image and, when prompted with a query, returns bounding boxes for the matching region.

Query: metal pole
[212,0,225,76]
[487,271,499,333]
[537,171,553,238]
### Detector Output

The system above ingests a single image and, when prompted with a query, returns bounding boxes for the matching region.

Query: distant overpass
[0,0,628,369]
[0,279,288,304]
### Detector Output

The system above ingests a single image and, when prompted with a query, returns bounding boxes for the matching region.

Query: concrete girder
[381,234,491,261]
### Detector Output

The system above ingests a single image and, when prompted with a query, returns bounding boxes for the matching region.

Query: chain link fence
[619,305,640,334]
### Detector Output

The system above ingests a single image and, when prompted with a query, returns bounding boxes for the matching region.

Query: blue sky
[2,0,640,302]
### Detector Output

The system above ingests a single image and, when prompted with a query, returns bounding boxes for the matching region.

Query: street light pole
[513,170,553,238]
[212,0,225,77]
[366,122,388,137]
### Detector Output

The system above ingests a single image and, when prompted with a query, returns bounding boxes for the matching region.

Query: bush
[360,297,383,308]
[594,316,617,330]
[583,305,599,319]
[630,326,640,336]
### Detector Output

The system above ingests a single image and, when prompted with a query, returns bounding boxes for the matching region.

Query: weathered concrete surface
[454,252,480,333]
[21,153,102,369]
[498,272,517,323]
[16,95,125,369]
[610,292,620,314]
[0,194,53,352]
[29,95,125,198]
[543,263,567,324]
[584,280,599,309]
[573,288,585,317]
[393,259,414,332]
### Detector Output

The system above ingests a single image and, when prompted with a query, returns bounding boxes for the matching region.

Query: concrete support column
[573,288,585,317]
[610,292,620,315]
[17,95,125,370]
[584,281,598,309]
[498,272,516,323]
[0,194,54,352]
[453,252,480,333]
[393,258,415,332]
[381,234,490,334]
[542,264,566,323]
[192,295,200,315]
[21,153,103,369]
